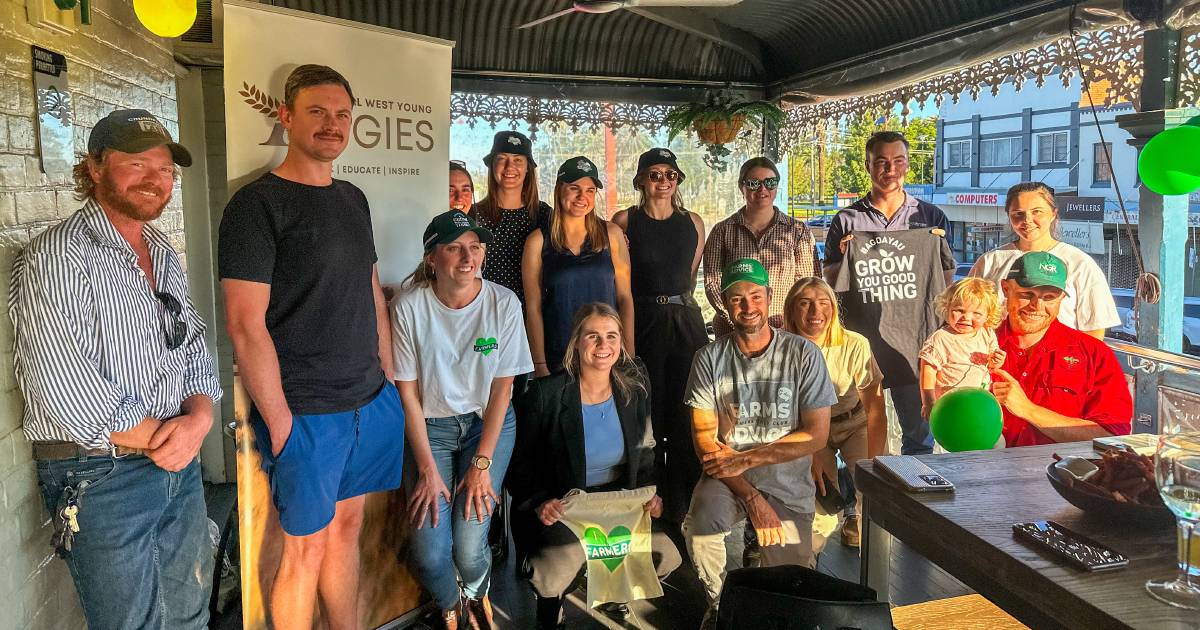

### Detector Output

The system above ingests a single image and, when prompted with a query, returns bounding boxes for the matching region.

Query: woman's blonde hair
[562,303,645,401]
[782,277,846,347]
[401,251,436,289]
[633,168,687,215]
[549,180,609,253]
[935,278,1003,329]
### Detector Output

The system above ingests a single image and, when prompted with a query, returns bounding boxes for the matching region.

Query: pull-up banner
[223,3,452,628]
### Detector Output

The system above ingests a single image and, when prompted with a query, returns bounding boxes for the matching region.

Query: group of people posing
[7,62,1134,630]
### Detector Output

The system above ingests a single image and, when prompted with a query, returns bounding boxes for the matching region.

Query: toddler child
[919,278,1006,420]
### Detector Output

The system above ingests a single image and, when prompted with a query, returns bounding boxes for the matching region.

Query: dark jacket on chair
[508,366,656,515]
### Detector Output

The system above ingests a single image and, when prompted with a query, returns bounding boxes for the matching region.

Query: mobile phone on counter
[1012,520,1128,571]
[873,455,954,492]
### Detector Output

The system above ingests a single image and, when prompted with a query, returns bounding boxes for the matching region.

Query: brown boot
[440,604,461,630]
[465,595,495,630]
[841,515,861,548]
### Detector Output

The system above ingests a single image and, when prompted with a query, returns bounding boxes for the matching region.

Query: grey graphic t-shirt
[685,329,838,513]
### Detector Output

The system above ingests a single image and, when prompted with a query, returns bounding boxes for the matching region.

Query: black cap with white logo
[87,109,192,167]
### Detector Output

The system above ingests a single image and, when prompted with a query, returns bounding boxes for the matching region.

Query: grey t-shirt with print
[684,329,838,513]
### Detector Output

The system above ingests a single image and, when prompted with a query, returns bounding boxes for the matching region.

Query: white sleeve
[390,295,420,382]
[1071,255,1122,331]
[498,291,534,377]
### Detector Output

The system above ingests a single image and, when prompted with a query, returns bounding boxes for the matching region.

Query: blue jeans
[408,406,516,610]
[890,383,934,455]
[36,456,211,630]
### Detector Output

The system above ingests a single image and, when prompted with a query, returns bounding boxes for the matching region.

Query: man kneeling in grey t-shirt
[683,258,837,621]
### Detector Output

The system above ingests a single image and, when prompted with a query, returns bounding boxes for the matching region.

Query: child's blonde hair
[936,278,1003,329]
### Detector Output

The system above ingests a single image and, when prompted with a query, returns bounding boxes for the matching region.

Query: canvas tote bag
[558,485,663,607]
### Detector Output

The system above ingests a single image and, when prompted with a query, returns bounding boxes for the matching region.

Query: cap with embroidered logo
[721,258,769,292]
[1007,251,1069,293]
[422,210,493,252]
[556,156,604,189]
[88,109,192,166]
[633,147,685,187]
[483,130,536,168]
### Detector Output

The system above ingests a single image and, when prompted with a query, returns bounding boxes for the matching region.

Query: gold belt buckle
[656,296,668,305]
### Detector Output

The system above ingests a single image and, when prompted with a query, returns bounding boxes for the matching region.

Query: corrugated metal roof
[262,0,1113,94]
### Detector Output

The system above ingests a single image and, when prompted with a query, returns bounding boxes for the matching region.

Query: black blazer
[508,367,655,514]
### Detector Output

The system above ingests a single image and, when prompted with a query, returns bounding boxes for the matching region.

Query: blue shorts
[250,382,405,536]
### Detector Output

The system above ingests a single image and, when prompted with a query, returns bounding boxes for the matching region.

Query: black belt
[831,401,864,424]
[635,293,694,306]
[32,440,147,461]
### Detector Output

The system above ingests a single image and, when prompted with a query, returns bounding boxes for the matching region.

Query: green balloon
[1137,125,1200,196]
[929,388,1003,452]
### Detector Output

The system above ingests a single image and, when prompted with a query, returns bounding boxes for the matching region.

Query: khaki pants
[683,475,814,603]
[812,408,870,554]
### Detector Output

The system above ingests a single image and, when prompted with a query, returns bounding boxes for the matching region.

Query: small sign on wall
[31,46,74,176]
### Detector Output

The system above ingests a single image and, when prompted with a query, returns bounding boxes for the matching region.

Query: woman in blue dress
[522,156,634,376]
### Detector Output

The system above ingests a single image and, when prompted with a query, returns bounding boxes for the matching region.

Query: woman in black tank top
[612,147,708,525]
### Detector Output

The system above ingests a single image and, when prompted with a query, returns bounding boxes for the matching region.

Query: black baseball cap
[422,210,493,251]
[634,147,685,186]
[483,130,536,168]
[557,156,604,188]
[88,109,192,167]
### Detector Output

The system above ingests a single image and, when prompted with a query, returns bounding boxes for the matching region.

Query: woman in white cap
[523,156,634,376]
[612,147,707,525]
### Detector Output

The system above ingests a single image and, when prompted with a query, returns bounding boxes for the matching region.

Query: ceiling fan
[517,0,742,30]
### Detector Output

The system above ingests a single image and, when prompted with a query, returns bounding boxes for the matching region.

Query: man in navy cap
[10,108,222,628]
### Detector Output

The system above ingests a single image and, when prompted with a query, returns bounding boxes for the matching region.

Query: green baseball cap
[1007,251,1069,292]
[556,156,604,188]
[721,258,769,292]
[422,210,492,252]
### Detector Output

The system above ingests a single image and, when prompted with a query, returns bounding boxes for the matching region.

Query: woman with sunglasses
[523,156,634,377]
[702,156,820,335]
[449,160,475,212]
[470,131,551,307]
[611,148,706,525]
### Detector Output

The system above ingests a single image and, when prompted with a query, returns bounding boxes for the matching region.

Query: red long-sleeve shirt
[994,320,1132,447]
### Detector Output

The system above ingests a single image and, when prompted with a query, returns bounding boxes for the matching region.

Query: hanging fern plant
[664,92,785,172]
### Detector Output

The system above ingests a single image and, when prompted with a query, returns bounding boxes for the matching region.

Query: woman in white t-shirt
[969,182,1120,338]
[392,209,533,629]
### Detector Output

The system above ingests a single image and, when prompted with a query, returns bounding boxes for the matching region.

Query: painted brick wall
[0,1,184,627]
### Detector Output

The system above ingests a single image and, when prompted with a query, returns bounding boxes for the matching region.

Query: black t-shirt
[833,229,953,388]
[218,172,384,414]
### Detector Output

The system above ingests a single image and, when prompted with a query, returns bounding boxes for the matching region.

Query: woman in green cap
[523,156,634,376]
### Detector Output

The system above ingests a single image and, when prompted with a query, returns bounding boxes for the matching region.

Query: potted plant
[664,93,785,171]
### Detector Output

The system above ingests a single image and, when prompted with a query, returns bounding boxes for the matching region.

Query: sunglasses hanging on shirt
[741,177,779,191]
[155,291,188,350]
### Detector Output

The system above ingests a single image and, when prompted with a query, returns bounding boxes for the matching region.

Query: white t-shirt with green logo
[392,280,533,419]
[685,329,838,513]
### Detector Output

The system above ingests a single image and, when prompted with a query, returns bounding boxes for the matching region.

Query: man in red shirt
[991,252,1132,446]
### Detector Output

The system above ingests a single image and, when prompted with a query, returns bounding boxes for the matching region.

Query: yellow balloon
[133,0,197,38]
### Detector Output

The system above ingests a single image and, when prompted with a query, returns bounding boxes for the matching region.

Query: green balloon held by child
[929,388,1003,452]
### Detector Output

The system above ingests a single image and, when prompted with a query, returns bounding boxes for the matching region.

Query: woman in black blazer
[510,303,682,630]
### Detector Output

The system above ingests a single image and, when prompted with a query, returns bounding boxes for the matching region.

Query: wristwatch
[471,455,492,471]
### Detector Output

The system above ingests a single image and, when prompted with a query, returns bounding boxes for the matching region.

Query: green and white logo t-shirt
[391,280,533,418]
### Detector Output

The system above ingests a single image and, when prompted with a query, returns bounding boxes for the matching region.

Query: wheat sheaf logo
[239,82,288,146]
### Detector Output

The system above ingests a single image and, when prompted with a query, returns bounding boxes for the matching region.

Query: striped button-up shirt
[703,207,821,334]
[9,199,223,449]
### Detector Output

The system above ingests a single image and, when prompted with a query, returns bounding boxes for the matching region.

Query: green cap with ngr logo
[1007,251,1069,293]
[721,258,769,292]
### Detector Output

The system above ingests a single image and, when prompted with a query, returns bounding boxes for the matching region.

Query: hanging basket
[694,115,745,145]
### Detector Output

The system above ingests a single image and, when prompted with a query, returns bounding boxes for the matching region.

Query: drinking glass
[1146,432,1200,609]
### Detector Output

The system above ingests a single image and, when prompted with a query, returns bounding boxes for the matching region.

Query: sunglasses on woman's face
[647,170,680,183]
[742,177,779,191]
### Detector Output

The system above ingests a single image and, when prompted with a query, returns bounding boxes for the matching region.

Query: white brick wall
[0,1,186,628]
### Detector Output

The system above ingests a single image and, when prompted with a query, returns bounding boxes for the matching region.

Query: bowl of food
[1045,449,1174,526]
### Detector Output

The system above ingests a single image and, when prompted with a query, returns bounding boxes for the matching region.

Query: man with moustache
[683,259,836,623]
[9,109,222,628]
[990,252,1132,446]
[220,65,403,630]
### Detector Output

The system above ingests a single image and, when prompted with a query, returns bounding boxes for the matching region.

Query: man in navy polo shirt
[823,131,956,455]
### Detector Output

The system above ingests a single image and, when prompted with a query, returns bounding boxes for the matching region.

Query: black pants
[634,301,708,523]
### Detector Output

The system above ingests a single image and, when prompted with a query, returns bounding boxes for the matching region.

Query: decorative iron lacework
[451,93,671,136]
[450,25,1200,150]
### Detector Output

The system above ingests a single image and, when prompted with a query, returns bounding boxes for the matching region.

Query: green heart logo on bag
[473,337,498,356]
[583,525,632,572]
